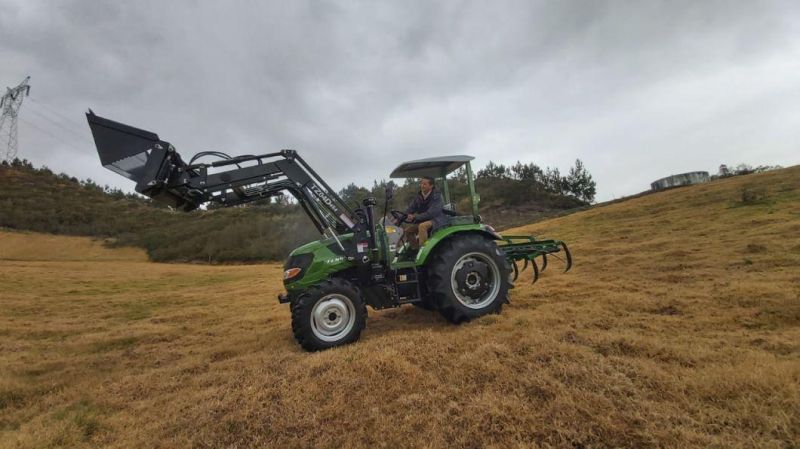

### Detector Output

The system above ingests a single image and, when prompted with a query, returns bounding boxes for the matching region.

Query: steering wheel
[390,209,411,224]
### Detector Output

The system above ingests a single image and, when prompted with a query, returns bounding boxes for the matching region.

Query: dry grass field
[1,167,799,448]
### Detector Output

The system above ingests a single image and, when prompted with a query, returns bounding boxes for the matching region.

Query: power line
[28,96,87,129]
[18,116,86,154]
[25,102,93,145]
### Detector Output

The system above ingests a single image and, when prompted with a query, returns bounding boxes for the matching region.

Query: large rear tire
[426,234,511,324]
[291,278,367,351]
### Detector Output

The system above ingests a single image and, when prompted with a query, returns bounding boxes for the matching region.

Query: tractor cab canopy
[389,155,474,179]
[390,155,480,224]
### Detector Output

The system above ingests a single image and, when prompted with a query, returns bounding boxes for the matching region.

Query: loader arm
[86,111,358,237]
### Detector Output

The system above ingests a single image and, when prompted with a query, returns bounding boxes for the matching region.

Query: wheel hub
[454,260,491,299]
[310,295,355,342]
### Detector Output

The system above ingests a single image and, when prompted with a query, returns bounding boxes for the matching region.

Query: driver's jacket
[405,187,448,230]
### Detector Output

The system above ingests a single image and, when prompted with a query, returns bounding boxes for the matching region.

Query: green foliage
[0,156,593,262]
[0,161,317,263]
[475,158,596,202]
[476,161,509,179]
[338,182,373,208]
[738,185,770,206]
[509,161,544,181]
[566,159,596,202]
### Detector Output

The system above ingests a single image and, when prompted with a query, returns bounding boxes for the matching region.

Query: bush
[740,185,768,205]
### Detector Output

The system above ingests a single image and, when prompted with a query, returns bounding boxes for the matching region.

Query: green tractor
[87,111,572,351]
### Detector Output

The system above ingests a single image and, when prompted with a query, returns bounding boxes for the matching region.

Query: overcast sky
[1,0,798,201]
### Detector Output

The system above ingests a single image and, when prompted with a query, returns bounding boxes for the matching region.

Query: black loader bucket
[87,110,165,182]
[86,110,199,210]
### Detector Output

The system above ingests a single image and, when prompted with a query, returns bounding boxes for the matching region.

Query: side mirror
[385,184,394,200]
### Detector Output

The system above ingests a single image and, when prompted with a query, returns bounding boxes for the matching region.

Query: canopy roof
[389,155,474,178]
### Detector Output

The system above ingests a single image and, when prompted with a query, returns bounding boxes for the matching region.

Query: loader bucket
[86,110,199,210]
[86,110,165,182]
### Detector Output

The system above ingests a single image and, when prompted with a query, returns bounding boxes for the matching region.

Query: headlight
[283,253,313,283]
[284,267,302,280]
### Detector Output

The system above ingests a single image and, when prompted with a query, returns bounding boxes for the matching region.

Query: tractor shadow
[364,305,473,338]
[360,295,547,341]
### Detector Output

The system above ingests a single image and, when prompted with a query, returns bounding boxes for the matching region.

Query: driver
[402,176,446,249]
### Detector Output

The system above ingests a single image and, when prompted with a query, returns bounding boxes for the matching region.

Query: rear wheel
[291,278,367,351]
[426,234,511,323]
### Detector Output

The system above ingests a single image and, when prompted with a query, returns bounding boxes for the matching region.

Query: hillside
[0,162,585,262]
[0,162,318,262]
[1,166,798,448]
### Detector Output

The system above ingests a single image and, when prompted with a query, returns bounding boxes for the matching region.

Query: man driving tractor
[402,176,447,249]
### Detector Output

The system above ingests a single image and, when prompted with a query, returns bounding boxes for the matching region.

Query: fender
[414,224,501,265]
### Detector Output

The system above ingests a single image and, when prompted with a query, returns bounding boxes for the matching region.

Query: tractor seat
[442,203,458,217]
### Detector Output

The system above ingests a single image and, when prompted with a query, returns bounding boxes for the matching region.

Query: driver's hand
[407,213,415,222]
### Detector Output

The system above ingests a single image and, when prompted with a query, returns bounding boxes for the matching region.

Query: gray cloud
[1,0,798,201]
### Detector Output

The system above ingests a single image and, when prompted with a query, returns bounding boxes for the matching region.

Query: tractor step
[395,269,423,302]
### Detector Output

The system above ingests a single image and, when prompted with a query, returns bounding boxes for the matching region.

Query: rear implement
[499,236,572,283]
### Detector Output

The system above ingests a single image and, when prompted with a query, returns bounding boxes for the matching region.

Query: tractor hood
[288,234,352,259]
[282,234,355,291]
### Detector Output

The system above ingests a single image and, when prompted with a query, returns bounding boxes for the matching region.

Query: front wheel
[291,278,367,351]
[426,234,511,324]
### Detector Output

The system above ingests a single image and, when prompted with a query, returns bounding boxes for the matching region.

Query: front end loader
[87,111,572,351]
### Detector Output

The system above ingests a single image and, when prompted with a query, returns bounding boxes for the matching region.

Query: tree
[338,183,371,207]
[543,167,562,194]
[509,161,544,183]
[733,164,754,176]
[565,158,596,202]
[451,167,467,183]
[476,161,509,179]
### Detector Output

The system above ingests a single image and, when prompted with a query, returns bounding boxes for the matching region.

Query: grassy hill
[0,163,318,262]
[0,162,585,263]
[1,166,798,448]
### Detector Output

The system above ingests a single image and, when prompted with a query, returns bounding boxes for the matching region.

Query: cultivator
[499,235,572,283]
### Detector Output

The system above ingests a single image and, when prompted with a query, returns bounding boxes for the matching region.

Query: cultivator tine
[529,256,539,284]
[521,258,529,272]
[510,259,520,282]
[541,253,548,272]
[562,242,573,272]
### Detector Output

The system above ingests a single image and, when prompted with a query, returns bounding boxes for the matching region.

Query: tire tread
[290,278,367,351]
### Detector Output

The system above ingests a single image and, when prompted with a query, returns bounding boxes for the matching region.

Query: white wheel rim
[310,294,356,342]
[450,251,501,309]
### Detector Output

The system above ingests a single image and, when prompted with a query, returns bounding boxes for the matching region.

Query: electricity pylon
[0,76,31,162]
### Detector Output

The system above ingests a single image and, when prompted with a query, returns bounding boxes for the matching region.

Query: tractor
[87,111,572,351]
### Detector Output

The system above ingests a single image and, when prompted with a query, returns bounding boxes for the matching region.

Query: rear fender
[414,224,501,265]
